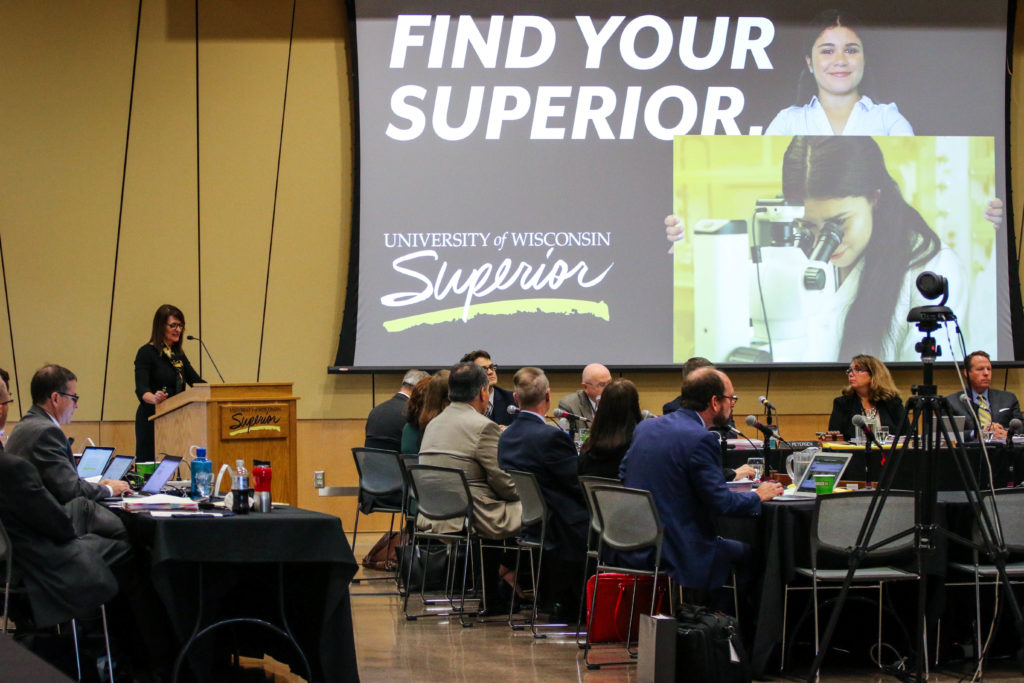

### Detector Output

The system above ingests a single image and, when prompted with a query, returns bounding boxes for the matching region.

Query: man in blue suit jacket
[621,368,783,599]
[944,350,1024,439]
[498,366,589,618]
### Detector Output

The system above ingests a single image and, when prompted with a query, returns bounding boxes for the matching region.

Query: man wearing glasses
[460,349,516,426]
[557,363,611,424]
[620,367,783,607]
[7,364,132,502]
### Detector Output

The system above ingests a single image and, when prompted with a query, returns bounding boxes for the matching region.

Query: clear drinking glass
[746,456,765,482]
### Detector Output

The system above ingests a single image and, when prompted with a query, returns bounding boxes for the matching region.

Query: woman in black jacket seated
[578,378,642,479]
[829,354,905,442]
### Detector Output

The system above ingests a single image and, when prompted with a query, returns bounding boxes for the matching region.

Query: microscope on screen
[691,198,845,363]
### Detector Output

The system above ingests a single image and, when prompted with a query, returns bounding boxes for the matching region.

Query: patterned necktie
[978,395,992,429]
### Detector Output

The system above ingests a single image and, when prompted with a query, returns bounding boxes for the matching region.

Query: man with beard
[620,368,782,604]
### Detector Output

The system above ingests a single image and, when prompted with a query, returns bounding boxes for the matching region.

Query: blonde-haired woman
[828,354,905,441]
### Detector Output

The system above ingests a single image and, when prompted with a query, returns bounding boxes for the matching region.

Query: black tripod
[805,313,1024,682]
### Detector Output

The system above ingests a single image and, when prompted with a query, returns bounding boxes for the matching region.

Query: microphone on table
[553,408,591,424]
[759,395,776,424]
[852,414,882,450]
[186,335,226,383]
[745,415,793,449]
[1007,418,1023,441]
[641,409,656,420]
[506,405,519,415]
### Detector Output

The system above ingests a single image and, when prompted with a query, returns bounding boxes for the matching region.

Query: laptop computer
[76,446,115,478]
[140,455,183,495]
[100,454,134,481]
[785,452,853,498]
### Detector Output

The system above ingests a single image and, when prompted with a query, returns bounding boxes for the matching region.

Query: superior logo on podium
[221,404,289,439]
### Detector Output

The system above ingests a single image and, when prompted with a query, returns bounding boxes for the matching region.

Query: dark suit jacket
[498,412,589,560]
[827,394,907,442]
[490,386,516,426]
[6,405,109,503]
[0,453,126,627]
[945,388,1024,433]
[364,392,409,451]
[621,409,761,590]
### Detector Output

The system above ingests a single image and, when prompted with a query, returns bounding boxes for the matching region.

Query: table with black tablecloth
[117,506,358,682]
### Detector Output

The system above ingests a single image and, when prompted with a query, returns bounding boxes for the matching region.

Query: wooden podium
[151,383,299,505]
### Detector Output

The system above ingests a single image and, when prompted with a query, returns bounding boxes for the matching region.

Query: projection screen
[335,0,1016,369]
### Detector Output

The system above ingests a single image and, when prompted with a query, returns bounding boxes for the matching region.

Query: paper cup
[814,474,835,495]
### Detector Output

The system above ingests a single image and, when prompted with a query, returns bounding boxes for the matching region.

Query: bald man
[558,363,611,423]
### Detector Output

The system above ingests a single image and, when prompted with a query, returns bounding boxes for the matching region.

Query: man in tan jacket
[419,361,522,612]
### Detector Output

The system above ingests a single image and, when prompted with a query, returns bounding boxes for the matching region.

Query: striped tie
[978,395,992,429]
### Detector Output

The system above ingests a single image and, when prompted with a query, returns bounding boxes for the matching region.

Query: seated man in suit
[419,361,522,611]
[621,368,783,607]
[499,366,589,619]
[460,349,516,426]
[364,368,428,452]
[945,350,1024,439]
[6,364,131,503]
[558,363,611,426]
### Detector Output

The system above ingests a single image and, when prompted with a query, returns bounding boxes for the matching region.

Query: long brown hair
[418,370,451,430]
[148,304,186,352]
[581,379,642,460]
[840,354,900,403]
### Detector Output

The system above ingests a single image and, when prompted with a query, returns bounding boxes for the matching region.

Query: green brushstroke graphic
[383,298,609,332]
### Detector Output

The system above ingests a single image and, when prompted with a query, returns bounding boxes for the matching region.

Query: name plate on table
[221,404,289,440]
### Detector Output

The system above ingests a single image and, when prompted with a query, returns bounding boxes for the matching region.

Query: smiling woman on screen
[765,10,911,136]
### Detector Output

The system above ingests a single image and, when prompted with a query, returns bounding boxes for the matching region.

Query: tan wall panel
[106,0,201,422]
[0,2,139,420]
[261,0,354,419]
[195,1,292,384]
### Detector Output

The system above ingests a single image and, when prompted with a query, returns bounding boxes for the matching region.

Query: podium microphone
[641,409,656,420]
[1008,418,1023,441]
[506,405,520,415]
[186,335,226,383]
[745,415,793,448]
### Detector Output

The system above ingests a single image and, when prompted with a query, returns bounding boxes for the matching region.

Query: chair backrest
[352,447,405,496]
[579,476,622,534]
[981,489,1024,552]
[812,491,915,562]
[508,470,546,529]
[407,465,474,529]
[591,485,663,553]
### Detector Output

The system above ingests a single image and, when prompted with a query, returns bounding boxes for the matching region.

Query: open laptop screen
[796,454,852,494]
[76,446,115,478]
[101,455,134,481]
[141,456,182,495]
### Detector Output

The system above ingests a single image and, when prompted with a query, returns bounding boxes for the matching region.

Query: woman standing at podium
[134,304,204,460]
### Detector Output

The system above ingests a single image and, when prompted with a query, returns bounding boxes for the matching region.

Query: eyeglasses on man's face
[58,392,80,404]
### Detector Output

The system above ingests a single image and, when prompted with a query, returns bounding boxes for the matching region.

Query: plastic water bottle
[191,447,213,498]
[231,459,250,514]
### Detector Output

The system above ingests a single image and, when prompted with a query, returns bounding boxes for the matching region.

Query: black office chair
[0,516,115,683]
[575,475,623,646]
[947,488,1024,675]
[403,465,478,626]
[584,485,670,670]
[781,491,917,672]
[350,448,407,571]
[506,470,549,636]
